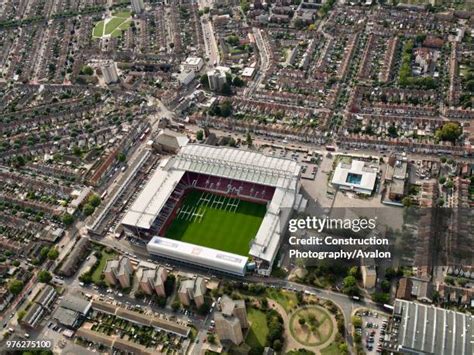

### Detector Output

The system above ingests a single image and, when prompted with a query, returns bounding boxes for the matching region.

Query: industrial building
[392,299,473,355]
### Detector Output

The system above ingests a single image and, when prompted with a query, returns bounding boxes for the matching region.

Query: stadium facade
[122,144,304,276]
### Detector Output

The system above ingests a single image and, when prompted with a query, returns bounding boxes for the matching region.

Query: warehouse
[393,299,473,355]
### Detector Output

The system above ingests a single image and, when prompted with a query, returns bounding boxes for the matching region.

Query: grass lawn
[105,17,128,35]
[93,21,105,37]
[245,308,268,349]
[93,11,131,38]
[165,189,266,256]
[113,10,131,18]
[321,342,344,355]
[266,288,299,313]
[92,249,116,283]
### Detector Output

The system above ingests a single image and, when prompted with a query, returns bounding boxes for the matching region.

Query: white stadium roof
[172,145,300,190]
[147,236,248,276]
[122,169,185,230]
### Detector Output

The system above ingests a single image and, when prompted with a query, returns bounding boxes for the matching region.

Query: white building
[131,0,144,13]
[177,70,195,86]
[207,69,227,92]
[331,159,378,195]
[101,61,119,84]
[183,57,204,72]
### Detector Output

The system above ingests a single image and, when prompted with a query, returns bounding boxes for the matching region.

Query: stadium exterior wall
[146,236,248,276]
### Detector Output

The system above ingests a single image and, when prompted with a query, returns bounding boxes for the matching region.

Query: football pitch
[164,190,266,256]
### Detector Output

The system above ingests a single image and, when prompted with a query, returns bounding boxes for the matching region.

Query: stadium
[121,144,304,276]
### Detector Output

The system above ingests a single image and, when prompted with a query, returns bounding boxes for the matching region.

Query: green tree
[298,317,306,326]
[233,76,244,87]
[196,130,204,141]
[62,213,74,226]
[117,152,126,162]
[207,333,216,344]
[88,194,101,208]
[8,279,24,295]
[17,310,26,321]
[81,66,94,75]
[171,300,180,311]
[402,196,412,207]
[47,248,59,260]
[246,132,253,147]
[439,176,446,184]
[436,122,462,143]
[83,203,95,216]
[342,275,358,295]
[38,270,52,283]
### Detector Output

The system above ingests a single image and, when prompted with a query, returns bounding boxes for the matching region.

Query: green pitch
[164,190,266,256]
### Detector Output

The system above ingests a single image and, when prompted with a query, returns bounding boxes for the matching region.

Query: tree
[387,125,398,138]
[444,180,454,189]
[439,176,446,184]
[17,310,26,322]
[47,248,59,260]
[8,279,24,295]
[352,315,362,328]
[233,76,244,87]
[88,194,101,208]
[198,302,211,315]
[246,132,253,147]
[62,213,74,226]
[221,82,232,95]
[207,333,216,344]
[402,196,412,207]
[371,292,390,304]
[83,203,95,216]
[196,130,204,141]
[38,270,52,283]
[381,279,391,293]
[436,122,462,143]
[339,342,349,354]
[273,339,283,351]
[81,66,94,76]
[342,275,358,295]
[220,100,232,117]
[200,74,209,88]
[171,300,180,311]
[117,152,126,162]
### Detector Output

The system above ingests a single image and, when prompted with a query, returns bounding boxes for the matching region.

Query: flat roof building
[331,159,378,195]
[393,299,473,355]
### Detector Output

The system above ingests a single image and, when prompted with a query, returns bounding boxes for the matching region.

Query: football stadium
[121,144,304,276]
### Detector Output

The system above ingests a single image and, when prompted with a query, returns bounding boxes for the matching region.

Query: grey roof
[35,284,57,308]
[394,299,473,355]
[59,295,91,315]
[53,307,80,327]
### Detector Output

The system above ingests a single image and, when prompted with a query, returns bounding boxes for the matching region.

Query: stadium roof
[250,187,295,263]
[122,169,185,229]
[147,236,248,276]
[394,299,473,355]
[171,145,300,190]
